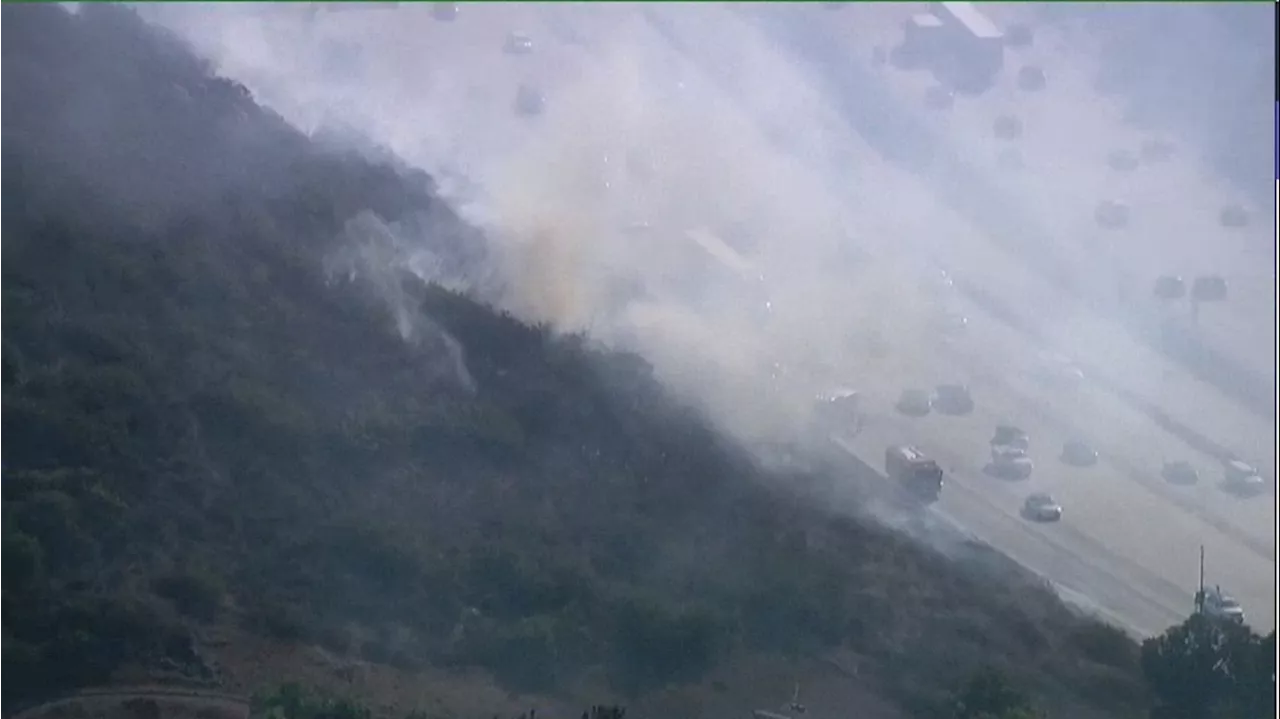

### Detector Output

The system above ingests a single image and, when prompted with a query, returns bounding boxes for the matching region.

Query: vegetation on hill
[1,5,1272,719]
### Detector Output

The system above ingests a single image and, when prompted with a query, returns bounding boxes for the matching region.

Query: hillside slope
[2,5,1146,717]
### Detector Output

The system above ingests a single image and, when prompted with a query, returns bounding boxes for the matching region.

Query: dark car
[1219,204,1250,228]
[1161,460,1199,485]
[430,2,458,21]
[924,85,955,111]
[1022,492,1062,522]
[1004,22,1033,48]
[513,84,545,117]
[1095,200,1130,229]
[933,383,975,415]
[992,114,1023,141]
[1017,65,1047,92]
[1107,149,1139,172]
[1061,439,1098,467]
[896,389,933,417]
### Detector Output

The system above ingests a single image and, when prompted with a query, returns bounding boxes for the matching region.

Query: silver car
[896,389,933,417]
[1222,459,1266,497]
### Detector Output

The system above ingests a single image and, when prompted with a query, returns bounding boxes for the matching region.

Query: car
[991,424,1029,451]
[1161,460,1199,485]
[503,32,534,55]
[1029,351,1084,389]
[933,267,955,289]
[896,389,933,417]
[919,268,955,295]
[933,383,974,415]
[513,84,545,117]
[1219,204,1250,228]
[1095,200,1131,229]
[990,445,1034,480]
[1200,585,1245,624]
[924,85,955,111]
[996,147,1025,171]
[937,310,969,337]
[1222,459,1266,497]
[1191,275,1228,303]
[1153,275,1187,301]
[1107,149,1139,172]
[1060,440,1098,467]
[1004,22,1034,49]
[1139,138,1175,163]
[1017,65,1047,92]
[1022,493,1062,522]
[430,2,458,21]
[813,388,862,435]
[992,114,1023,141]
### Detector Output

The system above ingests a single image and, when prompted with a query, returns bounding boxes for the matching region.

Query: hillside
[0,5,1170,718]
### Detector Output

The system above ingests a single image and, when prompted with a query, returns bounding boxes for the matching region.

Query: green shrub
[609,597,723,694]
[3,530,45,588]
[152,569,224,621]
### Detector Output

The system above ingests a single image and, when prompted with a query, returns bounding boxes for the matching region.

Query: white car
[1030,351,1084,389]
[936,310,969,337]
[1023,493,1062,522]
[1200,586,1245,623]
[991,445,1034,479]
[1222,459,1266,496]
[919,267,955,295]
[503,32,535,55]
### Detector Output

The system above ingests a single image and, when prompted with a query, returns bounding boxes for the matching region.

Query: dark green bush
[153,570,225,621]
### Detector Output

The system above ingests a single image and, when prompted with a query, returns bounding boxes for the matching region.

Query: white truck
[893,2,1005,95]
[1199,585,1246,624]
[886,445,944,504]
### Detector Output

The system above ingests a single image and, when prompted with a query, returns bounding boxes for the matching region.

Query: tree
[1141,614,1273,719]
[952,668,1042,719]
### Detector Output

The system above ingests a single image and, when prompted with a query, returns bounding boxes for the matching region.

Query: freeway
[156,2,1277,635]
[740,5,1276,631]
[830,432,1185,638]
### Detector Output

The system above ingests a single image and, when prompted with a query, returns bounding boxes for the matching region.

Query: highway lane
[828,431,1185,638]
[944,282,1278,556]
[941,300,1275,626]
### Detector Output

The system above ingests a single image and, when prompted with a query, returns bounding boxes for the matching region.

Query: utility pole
[1193,544,1206,615]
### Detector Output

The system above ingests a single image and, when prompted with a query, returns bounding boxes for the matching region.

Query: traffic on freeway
[143,1,1277,638]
